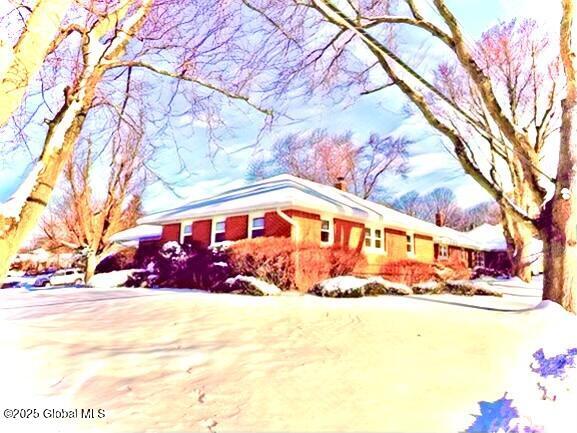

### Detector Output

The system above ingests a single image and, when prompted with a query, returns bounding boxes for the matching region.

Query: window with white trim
[364,226,385,251]
[250,216,265,238]
[320,219,331,243]
[213,219,226,244]
[183,223,192,236]
[406,233,415,254]
[439,244,448,260]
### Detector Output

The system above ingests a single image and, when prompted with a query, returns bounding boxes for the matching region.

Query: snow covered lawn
[0,277,575,432]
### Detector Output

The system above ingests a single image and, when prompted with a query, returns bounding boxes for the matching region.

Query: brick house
[112,174,509,274]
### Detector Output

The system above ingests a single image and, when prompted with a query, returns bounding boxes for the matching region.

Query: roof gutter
[275,208,299,241]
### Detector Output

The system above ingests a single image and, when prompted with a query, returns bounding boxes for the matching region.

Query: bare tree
[0,0,272,284]
[241,0,577,311]
[40,126,146,282]
[390,187,464,228]
[390,191,422,217]
[248,129,409,199]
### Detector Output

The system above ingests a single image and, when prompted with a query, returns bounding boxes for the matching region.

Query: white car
[46,269,85,287]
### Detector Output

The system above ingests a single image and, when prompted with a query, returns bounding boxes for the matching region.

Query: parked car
[42,268,85,287]
[32,272,55,288]
[1,271,25,289]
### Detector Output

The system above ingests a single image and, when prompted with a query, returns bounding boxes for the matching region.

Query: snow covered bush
[223,275,282,296]
[411,281,444,295]
[411,280,502,296]
[381,259,436,285]
[94,247,137,274]
[310,276,412,298]
[142,241,231,290]
[472,266,511,279]
[443,280,502,296]
[227,237,363,291]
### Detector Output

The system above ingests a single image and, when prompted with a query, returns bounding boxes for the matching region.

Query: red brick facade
[160,224,180,243]
[225,215,248,241]
[192,219,212,247]
[264,211,291,237]
[334,218,364,250]
[153,208,487,274]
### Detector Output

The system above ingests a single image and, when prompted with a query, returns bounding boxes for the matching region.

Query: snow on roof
[465,223,508,251]
[109,224,162,244]
[138,174,487,249]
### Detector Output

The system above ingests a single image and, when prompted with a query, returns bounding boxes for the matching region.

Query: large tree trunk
[543,0,577,313]
[0,104,88,285]
[84,252,97,285]
[0,0,72,128]
[502,216,535,282]
[541,97,577,312]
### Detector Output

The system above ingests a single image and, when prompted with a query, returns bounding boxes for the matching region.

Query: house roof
[138,174,490,250]
[465,224,508,251]
[109,224,163,246]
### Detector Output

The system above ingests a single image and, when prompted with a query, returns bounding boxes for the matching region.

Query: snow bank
[225,275,282,296]
[310,276,411,297]
[88,269,145,288]
[474,301,577,433]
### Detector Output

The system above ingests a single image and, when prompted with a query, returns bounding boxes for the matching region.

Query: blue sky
[0,0,558,213]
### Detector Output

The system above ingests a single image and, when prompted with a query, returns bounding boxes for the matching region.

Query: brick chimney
[334,176,347,192]
[435,211,445,227]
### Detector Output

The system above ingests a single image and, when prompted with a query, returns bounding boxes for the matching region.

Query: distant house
[114,174,511,274]
[466,223,543,275]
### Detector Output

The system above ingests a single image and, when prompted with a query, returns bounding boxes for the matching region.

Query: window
[374,229,383,249]
[321,219,331,243]
[474,251,485,267]
[364,227,385,251]
[213,219,226,243]
[406,233,415,254]
[183,223,192,236]
[251,216,265,238]
[364,228,371,247]
[439,244,448,260]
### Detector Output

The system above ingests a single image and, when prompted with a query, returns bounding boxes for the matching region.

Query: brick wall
[334,218,365,250]
[160,223,180,243]
[264,211,291,237]
[192,219,212,247]
[225,215,248,241]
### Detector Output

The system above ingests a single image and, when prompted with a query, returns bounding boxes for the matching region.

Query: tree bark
[0,0,72,128]
[84,252,97,284]
[502,216,536,282]
[542,0,577,313]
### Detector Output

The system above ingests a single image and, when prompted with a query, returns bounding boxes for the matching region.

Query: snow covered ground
[0,276,576,433]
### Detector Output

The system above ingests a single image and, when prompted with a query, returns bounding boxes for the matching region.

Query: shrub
[471,266,511,279]
[227,237,363,291]
[223,275,282,296]
[444,280,502,297]
[380,259,436,285]
[412,281,444,295]
[95,248,137,274]
[144,241,231,290]
[411,280,502,296]
[310,276,411,298]
[441,256,472,280]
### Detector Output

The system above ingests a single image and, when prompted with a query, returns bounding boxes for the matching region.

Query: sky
[0,0,562,215]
